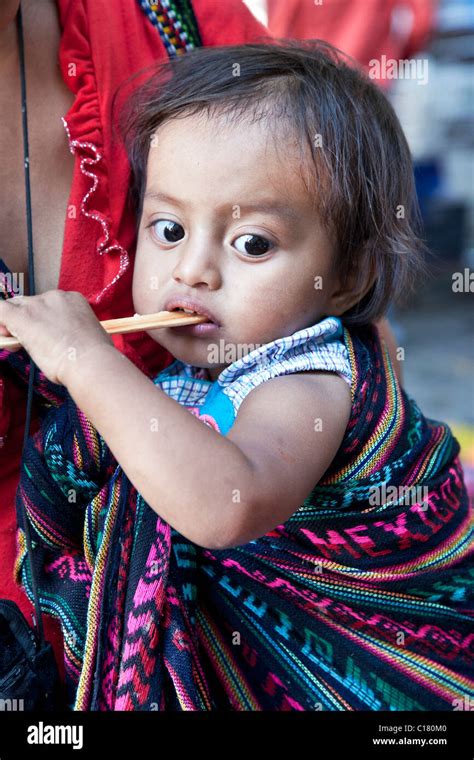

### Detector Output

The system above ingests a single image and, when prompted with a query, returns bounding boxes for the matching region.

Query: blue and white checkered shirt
[153,316,351,435]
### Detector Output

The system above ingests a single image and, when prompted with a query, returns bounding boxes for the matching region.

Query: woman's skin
[0,0,75,295]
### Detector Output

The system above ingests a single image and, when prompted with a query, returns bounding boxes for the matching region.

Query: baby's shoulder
[265,368,350,423]
[243,367,351,410]
[226,369,353,517]
[230,368,352,454]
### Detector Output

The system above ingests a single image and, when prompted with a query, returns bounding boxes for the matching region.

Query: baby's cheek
[132,261,154,313]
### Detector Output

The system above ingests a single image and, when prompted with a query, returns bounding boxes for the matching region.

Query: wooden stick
[0,310,208,351]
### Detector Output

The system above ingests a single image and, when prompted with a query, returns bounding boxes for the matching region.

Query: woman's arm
[0,290,351,549]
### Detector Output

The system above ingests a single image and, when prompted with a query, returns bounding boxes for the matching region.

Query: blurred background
[244,0,474,493]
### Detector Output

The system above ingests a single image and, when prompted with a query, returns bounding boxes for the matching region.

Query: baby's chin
[146,329,222,368]
[147,326,269,370]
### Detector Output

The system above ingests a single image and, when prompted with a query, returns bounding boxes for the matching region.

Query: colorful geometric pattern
[136,0,202,56]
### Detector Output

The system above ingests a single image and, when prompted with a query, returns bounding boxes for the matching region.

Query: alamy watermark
[0,271,25,297]
[452,268,473,293]
[368,484,429,508]
[368,56,429,86]
[0,698,24,711]
[27,722,83,750]
[207,340,265,364]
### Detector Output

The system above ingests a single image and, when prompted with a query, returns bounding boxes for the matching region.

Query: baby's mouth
[170,307,215,324]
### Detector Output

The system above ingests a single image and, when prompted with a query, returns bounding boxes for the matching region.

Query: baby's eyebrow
[144,191,185,207]
[144,191,299,222]
[236,202,300,221]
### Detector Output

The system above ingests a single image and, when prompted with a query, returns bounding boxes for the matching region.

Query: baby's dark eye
[233,234,273,257]
[152,220,185,243]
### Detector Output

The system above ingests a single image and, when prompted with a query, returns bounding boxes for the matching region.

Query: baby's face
[133,112,341,380]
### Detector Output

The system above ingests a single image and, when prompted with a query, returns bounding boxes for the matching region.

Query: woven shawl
[1,310,473,711]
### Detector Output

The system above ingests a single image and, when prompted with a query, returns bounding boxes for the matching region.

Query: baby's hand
[0,290,113,385]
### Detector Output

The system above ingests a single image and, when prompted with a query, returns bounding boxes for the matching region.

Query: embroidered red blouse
[0,0,269,677]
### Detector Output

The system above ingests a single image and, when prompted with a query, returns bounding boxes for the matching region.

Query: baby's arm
[63,345,351,549]
[0,290,351,549]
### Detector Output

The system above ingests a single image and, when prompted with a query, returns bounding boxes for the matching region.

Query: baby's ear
[328,259,377,316]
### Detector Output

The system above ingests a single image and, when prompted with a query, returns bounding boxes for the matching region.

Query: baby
[0,41,472,712]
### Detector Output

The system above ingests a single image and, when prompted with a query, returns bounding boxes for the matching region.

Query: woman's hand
[0,290,114,385]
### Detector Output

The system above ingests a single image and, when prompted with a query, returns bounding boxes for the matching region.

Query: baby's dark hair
[120,39,428,326]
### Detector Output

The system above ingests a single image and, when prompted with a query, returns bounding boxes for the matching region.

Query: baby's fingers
[0,300,25,352]
[0,328,22,352]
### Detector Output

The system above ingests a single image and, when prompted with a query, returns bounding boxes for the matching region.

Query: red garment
[267,0,436,87]
[0,0,269,678]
